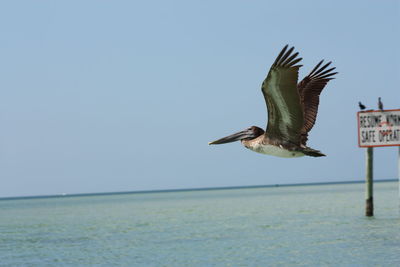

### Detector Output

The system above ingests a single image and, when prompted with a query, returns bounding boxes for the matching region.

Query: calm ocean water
[1,182,399,266]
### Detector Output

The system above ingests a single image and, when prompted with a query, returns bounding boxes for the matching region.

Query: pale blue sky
[0,1,399,197]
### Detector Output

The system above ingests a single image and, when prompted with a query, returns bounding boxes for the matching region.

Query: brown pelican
[378,97,383,111]
[209,45,337,158]
[358,102,366,110]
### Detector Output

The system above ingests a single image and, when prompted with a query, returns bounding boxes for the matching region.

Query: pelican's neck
[241,135,264,149]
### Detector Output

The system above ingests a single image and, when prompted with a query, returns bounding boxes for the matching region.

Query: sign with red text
[357,109,400,147]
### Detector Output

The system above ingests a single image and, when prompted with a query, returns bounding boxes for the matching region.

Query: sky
[0,1,399,197]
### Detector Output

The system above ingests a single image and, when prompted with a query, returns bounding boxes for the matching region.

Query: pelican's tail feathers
[302,147,326,157]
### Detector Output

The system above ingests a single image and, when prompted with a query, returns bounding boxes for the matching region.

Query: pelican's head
[209,126,264,145]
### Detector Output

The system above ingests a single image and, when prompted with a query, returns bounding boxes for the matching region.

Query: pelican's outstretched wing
[261,45,304,145]
[297,60,337,144]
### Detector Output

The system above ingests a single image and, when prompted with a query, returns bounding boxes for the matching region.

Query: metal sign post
[365,147,373,216]
[357,109,400,216]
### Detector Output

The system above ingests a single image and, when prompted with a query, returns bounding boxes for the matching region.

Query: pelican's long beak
[208,129,253,145]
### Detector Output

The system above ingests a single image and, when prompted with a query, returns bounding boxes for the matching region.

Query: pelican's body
[242,136,305,158]
[209,45,337,158]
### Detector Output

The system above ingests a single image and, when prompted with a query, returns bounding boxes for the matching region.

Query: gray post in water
[365,147,373,217]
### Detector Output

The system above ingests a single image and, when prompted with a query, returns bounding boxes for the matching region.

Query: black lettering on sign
[386,114,400,126]
[360,116,366,128]
[378,129,400,143]
[360,115,382,128]
[389,129,400,142]
[379,130,390,142]
[361,130,376,143]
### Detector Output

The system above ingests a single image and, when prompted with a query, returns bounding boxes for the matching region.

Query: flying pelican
[209,45,337,158]
[358,102,366,110]
[378,97,383,111]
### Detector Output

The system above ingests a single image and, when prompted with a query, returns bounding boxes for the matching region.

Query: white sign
[358,109,400,147]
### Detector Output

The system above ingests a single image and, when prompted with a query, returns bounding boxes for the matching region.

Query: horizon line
[0,178,397,201]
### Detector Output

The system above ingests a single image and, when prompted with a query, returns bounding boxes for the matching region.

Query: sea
[1,181,399,266]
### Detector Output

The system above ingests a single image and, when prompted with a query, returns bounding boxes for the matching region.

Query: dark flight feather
[297,60,337,145]
[262,46,304,145]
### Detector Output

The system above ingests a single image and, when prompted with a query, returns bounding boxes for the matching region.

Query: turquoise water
[1,182,399,266]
